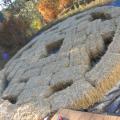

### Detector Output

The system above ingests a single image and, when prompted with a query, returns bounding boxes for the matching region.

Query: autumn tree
[37,0,59,23]
[59,0,73,10]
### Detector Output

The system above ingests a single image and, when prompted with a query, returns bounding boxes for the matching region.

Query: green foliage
[19,1,38,21]
[30,18,43,31]
[4,0,43,36]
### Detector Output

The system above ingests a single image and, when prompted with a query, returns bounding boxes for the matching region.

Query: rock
[70,45,91,66]
[86,53,120,86]
[49,80,95,111]
[41,57,69,75]
[25,74,52,87]
[0,99,15,120]
[16,85,51,105]
[50,65,89,87]
[13,99,50,120]
[85,32,105,59]
[108,23,120,53]
[0,69,6,96]
[7,60,27,81]
[0,6,120,119]
[2,83,25,103]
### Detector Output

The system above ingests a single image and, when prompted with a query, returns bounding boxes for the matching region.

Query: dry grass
[70,64,120,109]
[58,0,113,19]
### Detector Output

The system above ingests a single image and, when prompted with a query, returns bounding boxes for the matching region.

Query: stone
[25,74,52,87]
[0,6,120,120]
[108,7,120,18]
[86,53,120,86]
[41,57,69,75]
[108,24,120,53]
[2,83,25,102]
[20,68,41,81]
[100,20,116,38]
[86,19,102,35]
[85,33,105,60]
[0,69,6,96]
[7,60,27,81]
[0,99,15,120]
[50,65,89,87]
[5,59,20,76]
[13,99,50,120]
[16,85,51,105]
[49,80,95,111]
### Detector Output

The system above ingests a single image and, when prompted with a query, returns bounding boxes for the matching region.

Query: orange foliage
[37,0,59,23]
[37,0,74,23]
[59,0,73,10]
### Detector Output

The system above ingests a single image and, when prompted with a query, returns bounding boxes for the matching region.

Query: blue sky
[0,0,15,11]
[0,0,8,11]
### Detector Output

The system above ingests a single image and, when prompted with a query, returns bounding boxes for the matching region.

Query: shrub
[59,0,73,10]
[0,15,29,56]
[37,0,59,23]
[30,18,43,31]
[37,0,74,23]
